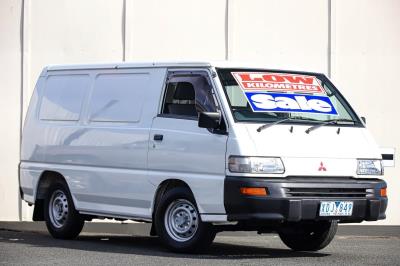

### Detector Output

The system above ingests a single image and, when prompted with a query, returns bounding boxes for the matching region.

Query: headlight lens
[357,159,383,175]
[228,156,285,174]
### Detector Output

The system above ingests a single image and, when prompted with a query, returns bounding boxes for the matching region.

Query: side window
[161,71,217,118]
[39,74,90,121]
[89,73,149,123]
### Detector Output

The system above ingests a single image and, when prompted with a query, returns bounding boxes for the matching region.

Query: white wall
[331,0,400,224]
[125,0,227,60]
[0,0,22,220]
[0,0,399,224]
[229,0,329,72]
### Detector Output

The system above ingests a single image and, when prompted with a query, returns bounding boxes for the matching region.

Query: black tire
[154,186,216,253]
[44,181,84,239]
[278,220,338,251]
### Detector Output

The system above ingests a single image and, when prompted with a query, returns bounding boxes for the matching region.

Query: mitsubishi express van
[20,61,389,253]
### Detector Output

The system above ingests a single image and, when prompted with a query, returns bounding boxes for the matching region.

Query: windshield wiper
[305,118,356,134]
[257,118,293,132]
[256,117,323,132]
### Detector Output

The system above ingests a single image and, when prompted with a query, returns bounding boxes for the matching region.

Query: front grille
[285,187,373,198]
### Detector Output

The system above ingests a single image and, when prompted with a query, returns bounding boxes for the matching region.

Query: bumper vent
[285,187,373,198]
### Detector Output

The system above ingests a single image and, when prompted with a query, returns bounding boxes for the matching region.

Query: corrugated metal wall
[0,0,399,224]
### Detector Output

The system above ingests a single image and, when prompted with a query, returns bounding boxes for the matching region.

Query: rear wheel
[154,187,216,253]
[278,220,338,251]
[44,182,84,239]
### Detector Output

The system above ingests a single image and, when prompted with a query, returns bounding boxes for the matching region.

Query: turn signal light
[380,188,387,197]
[240,187,267,196]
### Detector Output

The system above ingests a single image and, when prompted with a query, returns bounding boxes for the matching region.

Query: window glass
[39,75,89,121]
[89,73,149,123]
[226,85,247,107]
[217,68,362,125]
[162,72,217,118]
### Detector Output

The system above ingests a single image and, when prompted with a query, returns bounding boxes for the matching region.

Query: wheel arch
[32,170,71,221]
[150,179,196,236]
[152,179,196,214]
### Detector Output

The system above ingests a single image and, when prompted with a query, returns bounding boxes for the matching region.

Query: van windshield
[217,68,362,126]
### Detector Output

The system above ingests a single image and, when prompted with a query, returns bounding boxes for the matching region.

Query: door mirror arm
[361,116,366,124]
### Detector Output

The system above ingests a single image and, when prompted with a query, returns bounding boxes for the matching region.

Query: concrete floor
[0,222,399,265]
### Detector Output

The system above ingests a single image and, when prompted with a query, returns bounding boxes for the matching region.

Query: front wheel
[278,220,338,251]
[44,182,84,239]
[154,187,216,253]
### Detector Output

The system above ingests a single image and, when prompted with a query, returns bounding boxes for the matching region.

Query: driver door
[148,70,228,215]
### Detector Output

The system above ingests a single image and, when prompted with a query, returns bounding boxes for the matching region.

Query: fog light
[240,187,267,196]
[380,188,387,197]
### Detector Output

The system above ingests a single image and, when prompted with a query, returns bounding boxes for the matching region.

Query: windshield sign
[232,72,338,115]
[217,68,361,124]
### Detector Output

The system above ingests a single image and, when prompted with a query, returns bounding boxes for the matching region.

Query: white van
[20,61,389,252]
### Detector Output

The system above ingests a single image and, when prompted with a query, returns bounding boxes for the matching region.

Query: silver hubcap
[49,190,69,228]
[164,199,199,242]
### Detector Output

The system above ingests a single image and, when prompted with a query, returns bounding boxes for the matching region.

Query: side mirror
[361,116,366,124]
[198,112,221,129]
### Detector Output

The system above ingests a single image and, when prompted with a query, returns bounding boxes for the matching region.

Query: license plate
[319,201,353,216]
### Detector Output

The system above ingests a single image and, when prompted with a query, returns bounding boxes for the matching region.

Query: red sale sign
[232,72,325,94]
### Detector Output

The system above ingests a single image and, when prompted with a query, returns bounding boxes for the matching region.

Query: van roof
[45,61,324,76]
[46,61,212,71]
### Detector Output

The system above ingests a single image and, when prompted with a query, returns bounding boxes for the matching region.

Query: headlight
[357,159,383,175]
[228,156,285,174]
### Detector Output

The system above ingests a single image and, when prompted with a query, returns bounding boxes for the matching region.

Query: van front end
[221,153,387,251]
[222,140,388,224]
[215,68,388,251]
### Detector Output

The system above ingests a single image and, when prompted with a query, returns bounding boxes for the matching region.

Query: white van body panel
[21,67,168,219]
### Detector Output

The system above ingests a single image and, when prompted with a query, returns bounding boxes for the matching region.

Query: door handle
[153,134,164,141]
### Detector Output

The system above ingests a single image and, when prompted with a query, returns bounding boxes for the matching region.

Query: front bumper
[224,176,387,223]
